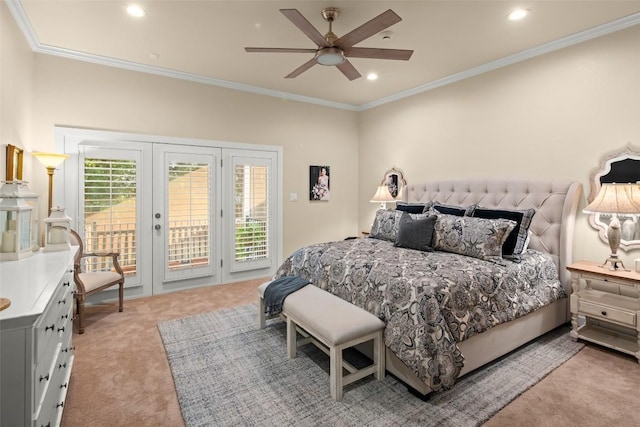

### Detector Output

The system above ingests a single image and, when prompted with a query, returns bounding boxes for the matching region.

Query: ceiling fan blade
[335,9,402,49]
[336,60,361,81]
[245,47,317,54]
[345,47,413,61]
[285,58,317,79]
[280,9,330,48]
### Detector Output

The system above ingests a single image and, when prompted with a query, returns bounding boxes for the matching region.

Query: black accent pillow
[396,202,427,214]
[431,203,473,216]
[471,207,536,258]
[394,212,437,252]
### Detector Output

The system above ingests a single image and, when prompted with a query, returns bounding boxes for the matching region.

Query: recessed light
[507,9,529,21]
[367,73,378,81]
[127,5,146,17]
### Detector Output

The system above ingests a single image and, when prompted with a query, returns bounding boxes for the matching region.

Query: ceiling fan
[245,8,413,81]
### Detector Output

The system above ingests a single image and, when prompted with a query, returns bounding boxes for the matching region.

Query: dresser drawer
[579,300,636,327]
[34,276,73,363]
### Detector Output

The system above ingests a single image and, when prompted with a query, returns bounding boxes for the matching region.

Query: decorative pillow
[428,203,475,217]
[471,207,536,259]
[432,214,517,264]
[522,230,533,253]
[370,209,403,242]
[395,201,428,214]
[394,212,437,252]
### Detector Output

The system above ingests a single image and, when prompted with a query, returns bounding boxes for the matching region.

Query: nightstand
[567,261,640,363]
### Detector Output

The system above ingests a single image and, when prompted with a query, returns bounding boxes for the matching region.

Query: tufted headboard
[403,178,583,293]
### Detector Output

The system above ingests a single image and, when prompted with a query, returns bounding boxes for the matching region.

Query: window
[83,158,137,275]
[234,163,269,263]
[167,162,211,270]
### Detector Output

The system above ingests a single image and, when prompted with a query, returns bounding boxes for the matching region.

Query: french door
[152,144,220,294]
[60,128,281,299]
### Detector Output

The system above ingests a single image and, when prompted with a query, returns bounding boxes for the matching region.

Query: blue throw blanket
[263,275,311,317]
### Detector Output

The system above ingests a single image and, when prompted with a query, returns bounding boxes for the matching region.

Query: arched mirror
[381,167,406,200]
[587,143,640,251]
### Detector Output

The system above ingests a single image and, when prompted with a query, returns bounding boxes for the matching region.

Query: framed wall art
[5,144,24,182]
[309,165,330,201]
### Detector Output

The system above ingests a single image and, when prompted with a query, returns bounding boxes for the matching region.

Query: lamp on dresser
[31,152,70,216]
[583,182,640,270]
[370,185,395,209]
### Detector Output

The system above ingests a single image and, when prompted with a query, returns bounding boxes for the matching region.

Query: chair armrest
[84,251,121,258]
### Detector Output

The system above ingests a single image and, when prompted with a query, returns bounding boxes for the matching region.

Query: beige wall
[29,55,360,257]
[358,25,640,267]
[4,2,640,269]
[1,1,35,176]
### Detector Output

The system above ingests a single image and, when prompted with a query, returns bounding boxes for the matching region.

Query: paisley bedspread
[274,237,565,392]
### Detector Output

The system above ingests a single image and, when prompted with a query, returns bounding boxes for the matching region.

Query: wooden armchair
[69,229,125,334]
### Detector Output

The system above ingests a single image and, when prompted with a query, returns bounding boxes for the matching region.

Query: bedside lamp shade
[32,152,69,216]
[583,183,640,270]
[370,185,395,209]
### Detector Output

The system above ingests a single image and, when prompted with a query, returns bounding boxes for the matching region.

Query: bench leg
[374,331,385,380]
[258,296,266,329]
[286,317,297,358]
[330,345,343,401]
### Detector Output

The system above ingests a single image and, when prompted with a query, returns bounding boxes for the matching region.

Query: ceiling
[10,1,640,109]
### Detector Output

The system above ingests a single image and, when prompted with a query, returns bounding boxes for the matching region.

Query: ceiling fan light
[315,47,345,66]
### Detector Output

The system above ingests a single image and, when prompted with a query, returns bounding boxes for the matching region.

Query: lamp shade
[32,152,70,168]
[583,183,640,215]
[370,185,395,203]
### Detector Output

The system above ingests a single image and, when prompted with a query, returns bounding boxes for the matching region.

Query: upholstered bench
[257,281,385,401]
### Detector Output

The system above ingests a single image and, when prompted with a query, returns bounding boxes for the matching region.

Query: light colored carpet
[158,304,584,427]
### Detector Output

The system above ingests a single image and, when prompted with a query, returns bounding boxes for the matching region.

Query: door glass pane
[83,158,137,275]
[234,164,269,262]
[167,162,210,270]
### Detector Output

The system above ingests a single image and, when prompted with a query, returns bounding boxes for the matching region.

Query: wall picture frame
[6,144,24,182]
[381,167,406,199]
[309,165,330,201]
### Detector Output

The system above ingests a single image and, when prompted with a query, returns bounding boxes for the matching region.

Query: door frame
[56,126,283,299]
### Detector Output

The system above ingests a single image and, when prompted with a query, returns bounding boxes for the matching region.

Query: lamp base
[599,255,628,271]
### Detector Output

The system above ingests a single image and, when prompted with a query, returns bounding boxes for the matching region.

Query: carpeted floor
[60,280,640,427]
[158,304,583,427]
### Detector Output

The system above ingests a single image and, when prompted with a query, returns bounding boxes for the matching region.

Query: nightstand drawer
[579,300,636,327]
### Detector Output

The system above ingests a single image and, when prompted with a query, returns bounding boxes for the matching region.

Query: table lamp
[583,183,640,270]
[370,185,395,209]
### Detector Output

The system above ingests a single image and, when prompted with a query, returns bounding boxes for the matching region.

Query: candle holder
[43,207,71,252]
[0,188,34,260]
[0,180,40,251]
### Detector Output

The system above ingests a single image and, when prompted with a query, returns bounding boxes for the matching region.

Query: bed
[274,178,583,397]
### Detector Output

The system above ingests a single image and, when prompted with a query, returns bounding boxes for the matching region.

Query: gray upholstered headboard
[403,178,583,292]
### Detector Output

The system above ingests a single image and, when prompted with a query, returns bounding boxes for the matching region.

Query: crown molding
[6,1,639,112]
[359,12,640,111]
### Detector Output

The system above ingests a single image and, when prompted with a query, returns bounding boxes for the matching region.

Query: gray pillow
[370,209,403,242]
[432,214,517,264]
[471,207,536,259]
[394,212,437,252]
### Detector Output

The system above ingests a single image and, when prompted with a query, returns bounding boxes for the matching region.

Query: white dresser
[0,248,77,427]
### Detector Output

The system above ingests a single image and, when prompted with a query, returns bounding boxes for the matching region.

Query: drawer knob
[39,373,50,382]
[58,326,65,333]
[58,298,66,305]
[45,324,55,332]
[601,311,607,316]
[41,423,51,427]
[59,362,67,369]
[63,281,70,287]
[56,402,64,408]
[60,383,68,389]
[61,314,69,320]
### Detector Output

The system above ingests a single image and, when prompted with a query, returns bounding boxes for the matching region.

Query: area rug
[158,304,584,427]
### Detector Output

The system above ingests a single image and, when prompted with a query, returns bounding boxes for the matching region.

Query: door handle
[154,224,161,230]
